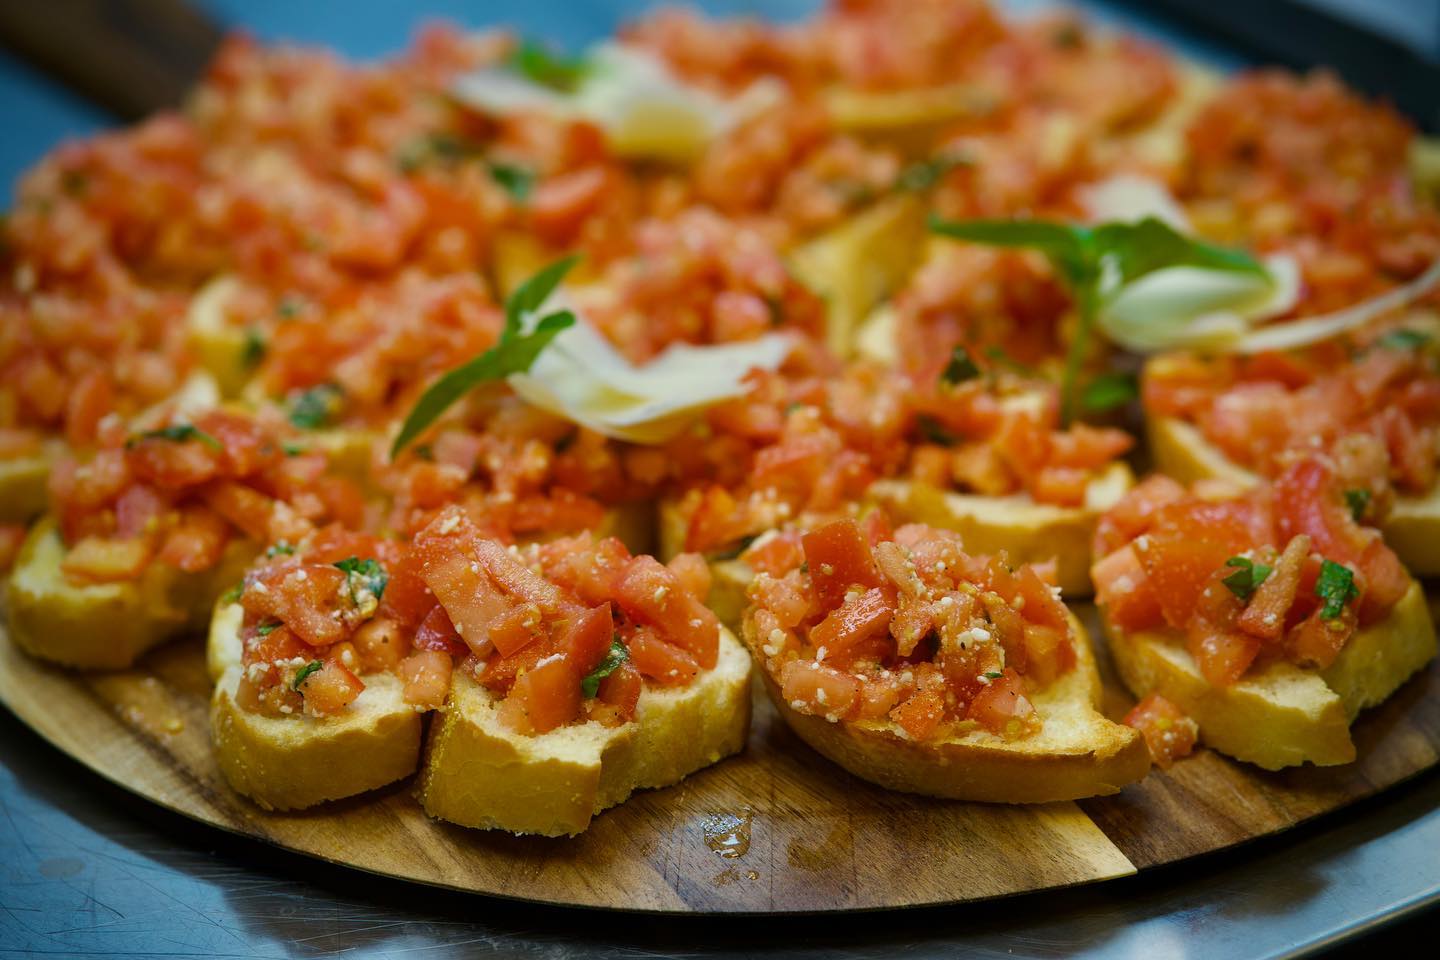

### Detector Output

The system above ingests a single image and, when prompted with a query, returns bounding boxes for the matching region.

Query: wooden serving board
[1,604,1437,914]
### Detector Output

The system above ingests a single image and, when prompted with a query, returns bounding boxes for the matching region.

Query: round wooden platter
[1,604,1437,915]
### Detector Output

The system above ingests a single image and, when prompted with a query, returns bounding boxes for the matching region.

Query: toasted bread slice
[1105,582,1437,769]
[6,517,255,669]
[208,601,423,810]
[868,462,1136,597]
[0,440,61,523]
[825,84,996,155]
[788,195,928,357]
[1150,412,1440,576]
[415,626,752,836]
[755,613,1149,802]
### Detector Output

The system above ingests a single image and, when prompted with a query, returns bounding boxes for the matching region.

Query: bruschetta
[1143,321,1440,574]
[1092,461,1438,769]
[740,517,1149,801]
[409,508,750,836]
[5,407,365,669]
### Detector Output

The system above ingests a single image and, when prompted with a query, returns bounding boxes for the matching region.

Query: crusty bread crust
[867,464,1135,598]
[1148,409,1440,576]
[211,667,424,811]
[755,614,1150,802]
[1105,582,1437,769]
[416,627,752,836]
[0,441,60,523]
[7,517,254,670]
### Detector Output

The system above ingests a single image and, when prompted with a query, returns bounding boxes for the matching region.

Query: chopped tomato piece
[398,649,451,709]
[297,660,365,717]
[1123,694,1198,769]
[499,655,581,734]
[1187,627,1261,687]
[779,659,861,721]
[891,688,946,741]
[802,519,882,613]
[614,555,719,669]
[413,603,468,657]
[1285,603,1356,670]
[558,603,616,677]
[626,627,700,684]
[61,536,152,584]
[1235,535,1309,641]
[596,660,643,719]
[1092,545,1163,632]
[966,670,1039,739]
[808,587,894,664]
[487,603,547,658]
[353,617,409,672]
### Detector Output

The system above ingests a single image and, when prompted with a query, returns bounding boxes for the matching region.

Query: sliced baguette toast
[1105,582,1437,769]
[754,612,1149,802]
[1149,412,1440,576]
[416,626,752,837]
[868,462,1136,597]
[0,440,61,523]
[7,517,255,669]
[207,601,424,810]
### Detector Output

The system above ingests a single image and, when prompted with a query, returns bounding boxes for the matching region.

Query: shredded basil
[334,556,388,604]
[510,39,590,92]
[1221,556,1272,601]
[256,620,282,637]
[1081,372,1138,413]
[1316,559,1359,619]
[128,423,222,452]
[916,414,960,446]
[488,162,535,202]
[1376,328,1431,351]
[288,383,344,430]
[1344,488,1372,522]
[580,639,629,699]
[266,541,296,558]
[292,660,323,690]
[941,345,981,386]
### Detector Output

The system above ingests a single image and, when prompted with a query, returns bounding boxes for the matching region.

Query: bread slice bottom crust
[1149,413,1440,576]
[867,466,1134,598]
[415,627,752,836]
[211,667,424,811]
[0,441,61,523]
[1105,581,1437,770]
[756,614,1150,803]
[7,517,254,670]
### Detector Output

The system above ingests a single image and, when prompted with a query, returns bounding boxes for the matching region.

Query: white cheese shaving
[452,43,780,164]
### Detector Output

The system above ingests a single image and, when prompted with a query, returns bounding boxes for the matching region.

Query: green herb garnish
[220,583,244,605]
[1081,372,1138,413]
[277,296,304,319]
[256,620,282,637]
[288,383,343,430]
[293,660,323,690]
[983,670,1005,680]
[1344,488,1372,522]
[916,414,960,446]
[929,215,1267,424]
[128,423,222,451]
[711,533,760,563]
[396,132,480,173]
[391,256,579,457]
[1376,328,1432,351]
[580,639,630,698]
[1222,556,1272,601]
[266,541,296,558]
[488,162,536,202]
[242,328,266,368]
[895,150,970,193]
[282,442,306,457]
[510,39,589,92]
[334,556,388,604]
[1315,559,1359,619]
[941,345,981,386]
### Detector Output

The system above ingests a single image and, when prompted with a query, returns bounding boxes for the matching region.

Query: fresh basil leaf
[266,541,296,558]
[1222,556,1272,601]
[711,533,760,562]
[916,414,960,446]
[941,345,981,386]
[334,556,388,604]
[1092,217,1268,288]
[392,258,579,457]
[580,639,629,699]
[895,151,970,193]
[289,383,343,430]
[256,620,282,637]
[128,423,222,452]
[983,671,1004,680]
[510,39,589,92]
[1081,372,1138,413]
[220,583,244,605]
[1315,559,1358,619]
[292,660,323,690]
[1376,328,1431,351]
[241,328,267,368]
[1344,488,1372,522]
[929,216,1096,289]
[488,162,535,202]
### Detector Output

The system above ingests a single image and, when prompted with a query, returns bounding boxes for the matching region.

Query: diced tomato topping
[297,659,365,717]
[60,536,153,583]
[398,649,451,709]
[1123,694,1198,769]
[596,660,643,719]
[1092,544,1163,632]
[780,659,861,720]
[499,655,582,734]
[352,617,409,673]
[890,688,946,741]
[808,587,894,664]
[626,627,700,684]
[614,555,719,669]
[802,519,882,614]
[413,603,468,657]
[557,603,616,677]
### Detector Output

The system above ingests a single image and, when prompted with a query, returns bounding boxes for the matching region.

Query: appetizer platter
[3,0,1440,913]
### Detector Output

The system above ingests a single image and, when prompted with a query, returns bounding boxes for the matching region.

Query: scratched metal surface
[3,1,1440,956]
